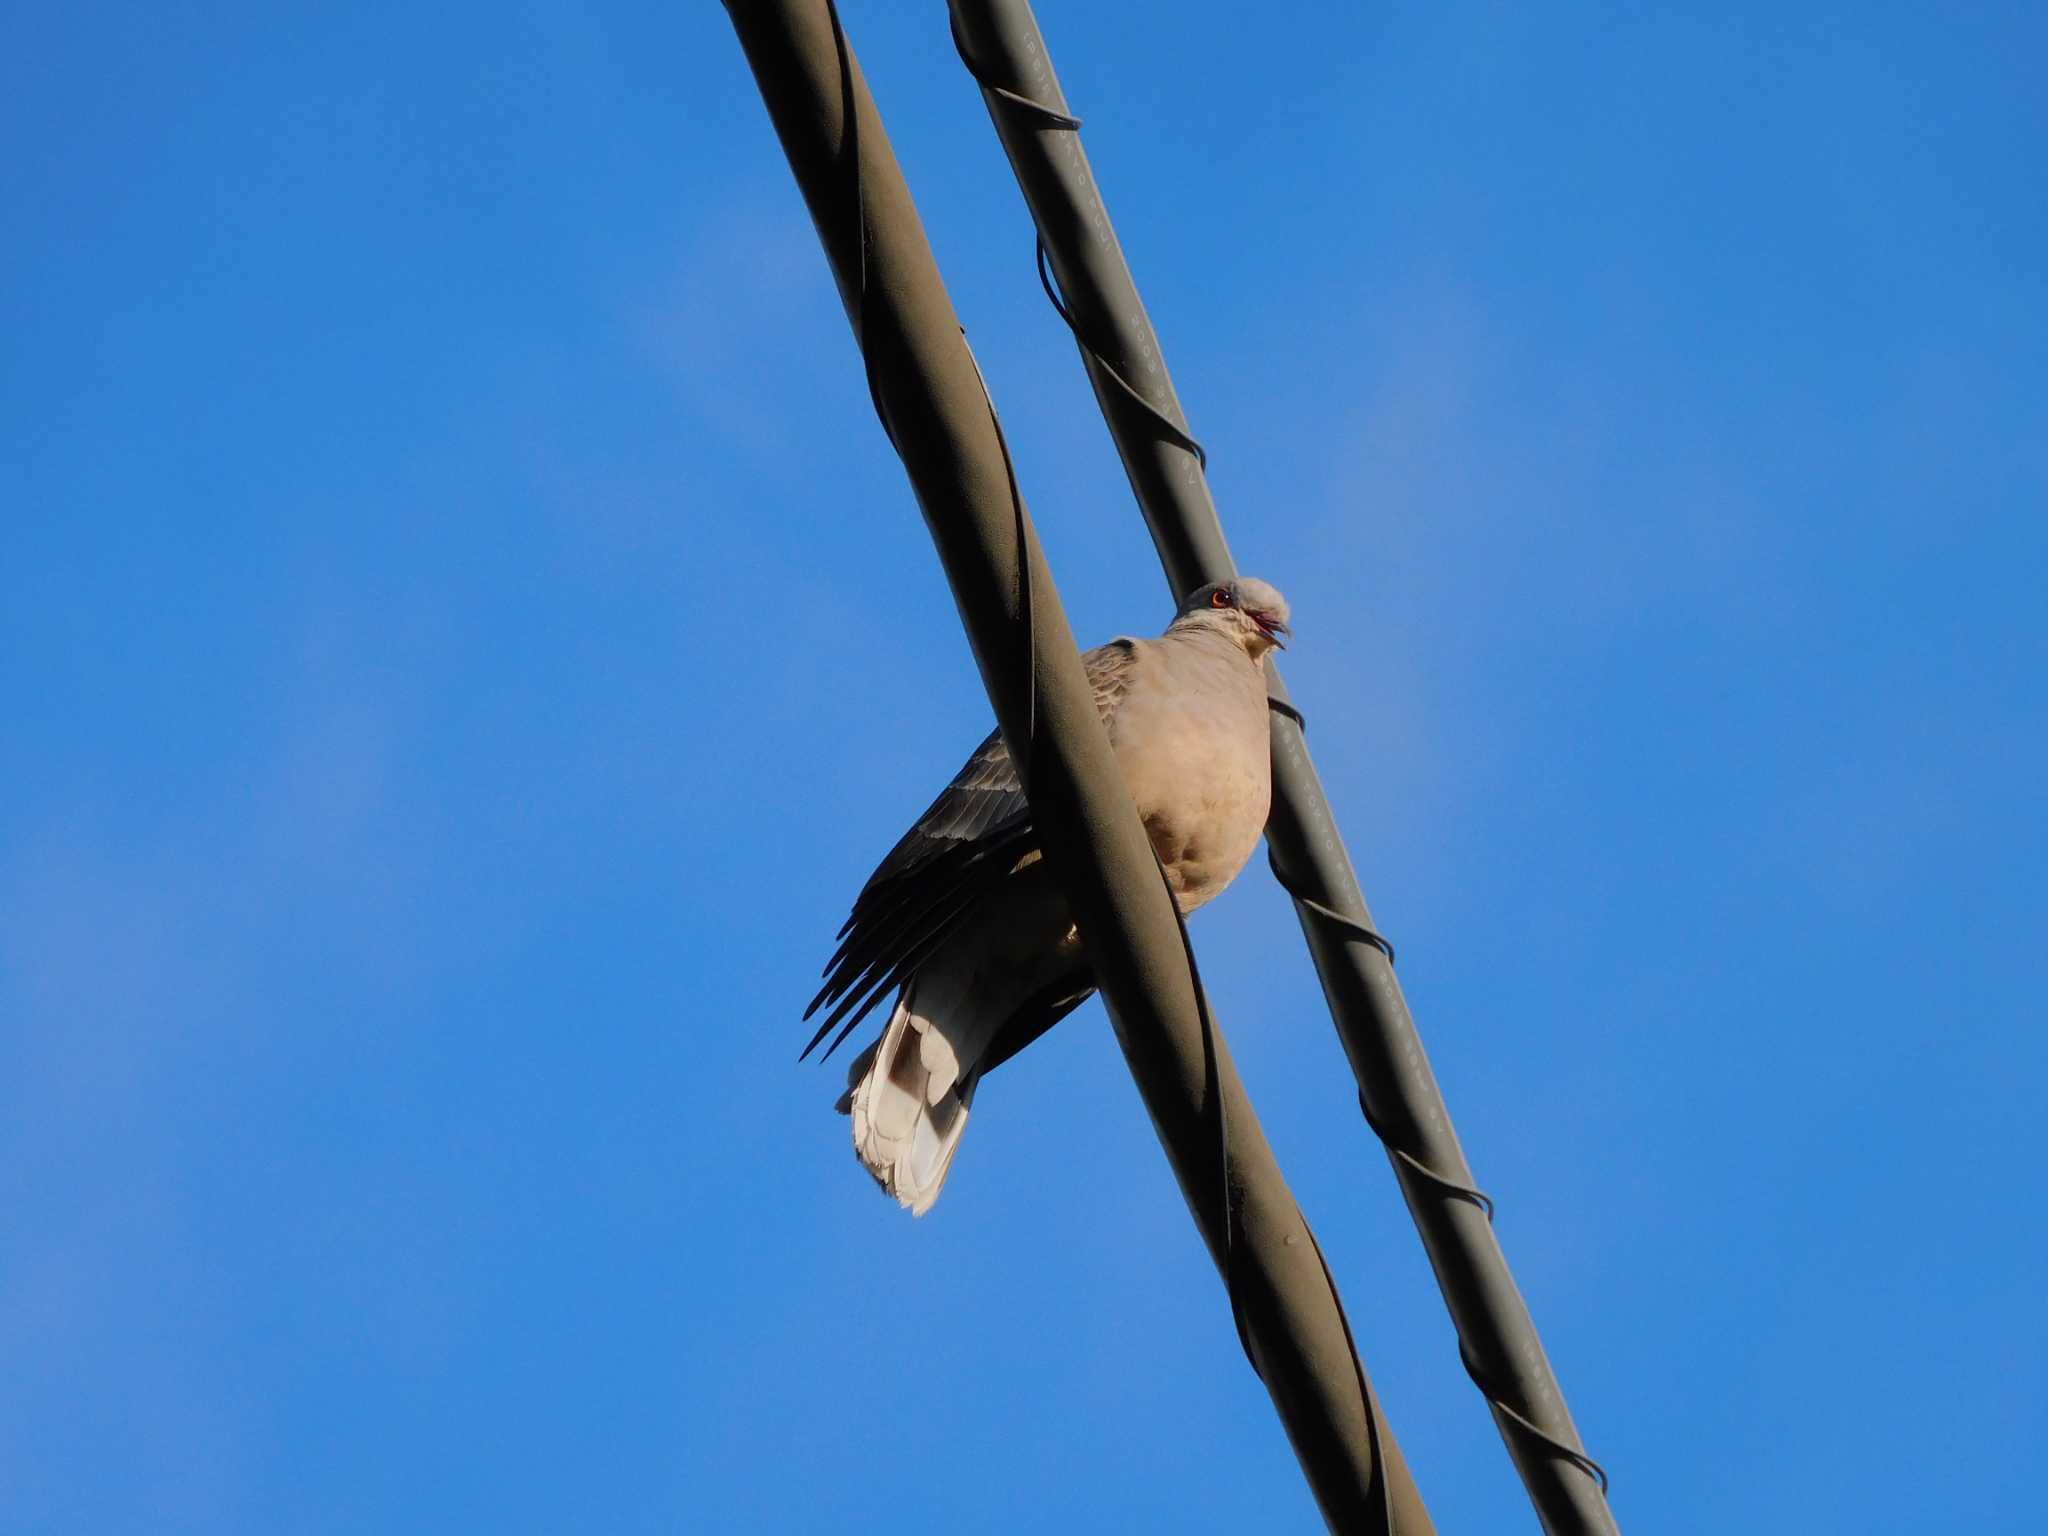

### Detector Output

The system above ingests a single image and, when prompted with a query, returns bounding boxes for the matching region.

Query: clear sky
[5,3,2044,1531]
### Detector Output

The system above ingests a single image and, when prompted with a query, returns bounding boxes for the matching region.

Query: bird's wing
[802,638,1141,1059]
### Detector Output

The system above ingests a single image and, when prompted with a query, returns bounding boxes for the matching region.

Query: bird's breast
[1110,657,1271,913]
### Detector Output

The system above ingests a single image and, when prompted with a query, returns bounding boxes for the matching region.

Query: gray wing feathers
[800,638,1140,1060]
[867,636,1139,885]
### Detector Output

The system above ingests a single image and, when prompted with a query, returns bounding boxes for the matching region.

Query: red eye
[1211,588,1232,609]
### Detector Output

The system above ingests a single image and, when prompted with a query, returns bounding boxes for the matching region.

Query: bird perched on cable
[803,577,1291,1214]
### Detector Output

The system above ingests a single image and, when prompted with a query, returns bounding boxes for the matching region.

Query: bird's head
[1174,577,1292,661]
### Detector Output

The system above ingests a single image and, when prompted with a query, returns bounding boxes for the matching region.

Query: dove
[803,577,1291,1214]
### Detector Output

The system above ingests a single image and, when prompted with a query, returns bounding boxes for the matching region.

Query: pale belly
[1114,690,1272,913]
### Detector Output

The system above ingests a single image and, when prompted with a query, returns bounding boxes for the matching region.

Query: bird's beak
[1253,613,1290,649]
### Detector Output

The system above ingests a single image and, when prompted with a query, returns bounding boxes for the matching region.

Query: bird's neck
[1168,614,1263,666]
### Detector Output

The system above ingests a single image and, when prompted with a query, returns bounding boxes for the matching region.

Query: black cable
[952,10,1614,1514]
[824,9,1446,1523]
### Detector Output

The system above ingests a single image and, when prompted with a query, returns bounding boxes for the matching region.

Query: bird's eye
[1211,588,1232,609]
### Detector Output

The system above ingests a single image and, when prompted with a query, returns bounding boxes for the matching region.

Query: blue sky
[4,2,2044,1530]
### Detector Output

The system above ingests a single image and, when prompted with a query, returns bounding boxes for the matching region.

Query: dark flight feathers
[801,639,1139,1061]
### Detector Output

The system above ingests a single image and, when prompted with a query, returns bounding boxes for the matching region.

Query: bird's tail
[834,978,992,1217]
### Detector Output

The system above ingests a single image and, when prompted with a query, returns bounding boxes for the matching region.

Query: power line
[945,4,1618,1532]
[723,2,1435,1529]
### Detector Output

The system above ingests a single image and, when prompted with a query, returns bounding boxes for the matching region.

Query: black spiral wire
[827,4,1399,1527]
[949,8,1612,1510]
